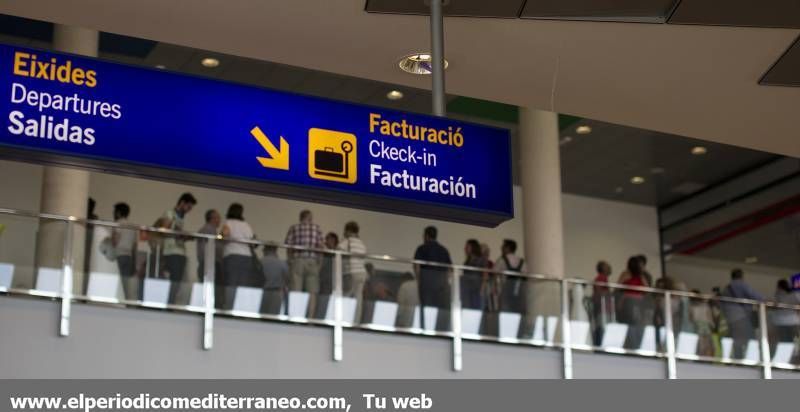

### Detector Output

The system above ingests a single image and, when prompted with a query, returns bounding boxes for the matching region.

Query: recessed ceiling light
[691,146,708,155]
[576,125,592,135]
[650,167,665,175]
[398,53,448,75]
[201,57,220,68]
[155,64,166,69]
[386,90,404,100]
[630,176,645,184]
[744,256,759,264]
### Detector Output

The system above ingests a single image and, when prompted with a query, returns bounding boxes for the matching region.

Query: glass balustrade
[1,207,798,377]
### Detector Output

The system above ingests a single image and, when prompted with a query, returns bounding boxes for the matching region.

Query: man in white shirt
[338,221,368,323]
[156,192,197,304]
[112,202,138,300]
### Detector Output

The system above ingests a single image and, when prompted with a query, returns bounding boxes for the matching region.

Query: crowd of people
[103,193,539,329]
[101,192,799,359]
[589,256,800,361]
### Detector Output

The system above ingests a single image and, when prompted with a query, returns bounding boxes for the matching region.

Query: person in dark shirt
[591,260,613,346]
[413,226,452,330]
[721,268,764,359]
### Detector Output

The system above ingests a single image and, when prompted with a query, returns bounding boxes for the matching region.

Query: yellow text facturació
[369,113,463,148]
[12,51,97,88]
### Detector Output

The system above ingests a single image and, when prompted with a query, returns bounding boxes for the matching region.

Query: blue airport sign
[0,44,513,226]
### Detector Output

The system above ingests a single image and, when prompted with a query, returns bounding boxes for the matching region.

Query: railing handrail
[2,206,799,311]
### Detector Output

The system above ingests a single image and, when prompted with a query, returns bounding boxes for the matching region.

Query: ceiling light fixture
[576,125,592,135]
[650,167,665,175]
[155,64,166,69]
[630,176,646,185]
[386,90,404,100]
[398,53,448,75]
[201,57,220,68]
[691,146,708,155]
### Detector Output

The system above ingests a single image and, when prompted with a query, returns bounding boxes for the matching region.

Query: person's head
[423,226,437,242]
[205,209,221,227]
[325,232,339,249]
[501,239,517,256]
[464,239,481,258]
[673,280,688,292]
[636,254,648,268]
[299,210,312,223]
[226,203,244,221]
[777,279,792,293]
[344,221,359,238]
[596,260,611,276]
[175,192,197,215]
[627,256,643,277]
[731,268,744,280]
[654,277,666,289]
[263,244,278,256]
[655,276,674,290]
[480,243,490,259]
[113,202,130,221]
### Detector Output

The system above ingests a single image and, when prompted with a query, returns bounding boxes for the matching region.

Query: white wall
[562,194,662,280]
[0,159,660,283]
[667,254,796,297]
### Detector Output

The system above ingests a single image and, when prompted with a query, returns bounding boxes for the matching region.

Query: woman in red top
[619,256,647,349]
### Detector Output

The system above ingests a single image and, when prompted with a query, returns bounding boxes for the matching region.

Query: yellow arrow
[250,126,289,170]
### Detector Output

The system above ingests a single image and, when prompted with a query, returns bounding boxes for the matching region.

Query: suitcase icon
[314,147,345,174]
[313,140,353,179]
[308,128,356,183]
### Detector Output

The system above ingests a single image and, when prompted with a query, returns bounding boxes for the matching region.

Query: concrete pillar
[518,108,565,336]
[18,26,98,291]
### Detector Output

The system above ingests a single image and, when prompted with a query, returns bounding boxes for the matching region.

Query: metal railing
[1,207,799,378]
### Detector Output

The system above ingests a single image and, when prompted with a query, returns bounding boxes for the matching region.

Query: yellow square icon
[308,128,357,184]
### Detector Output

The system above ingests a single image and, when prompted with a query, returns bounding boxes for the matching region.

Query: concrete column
[19,25,98,291]
[518,108,565,336]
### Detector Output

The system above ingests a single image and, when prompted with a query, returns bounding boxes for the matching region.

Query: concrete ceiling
[1,0,799,158]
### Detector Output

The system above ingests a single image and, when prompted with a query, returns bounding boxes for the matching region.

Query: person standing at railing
[339,221,368,324]
[494,239,528,336]
[155,192,197,304]
[221,203,261,310]
[111,202,139,301]
[285,210,324,318]
[313,232,339,319]
[771,279,800,350]
[461,239,486,311]
[260,244,289,315]
[689,289,715,357]
[196,209,224,308]
[720,268,764,359]
[413,226,452,331]
[635,255,656,336]
[709,286,729,358]
[618,256,647,349]
[591,260,613,346]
